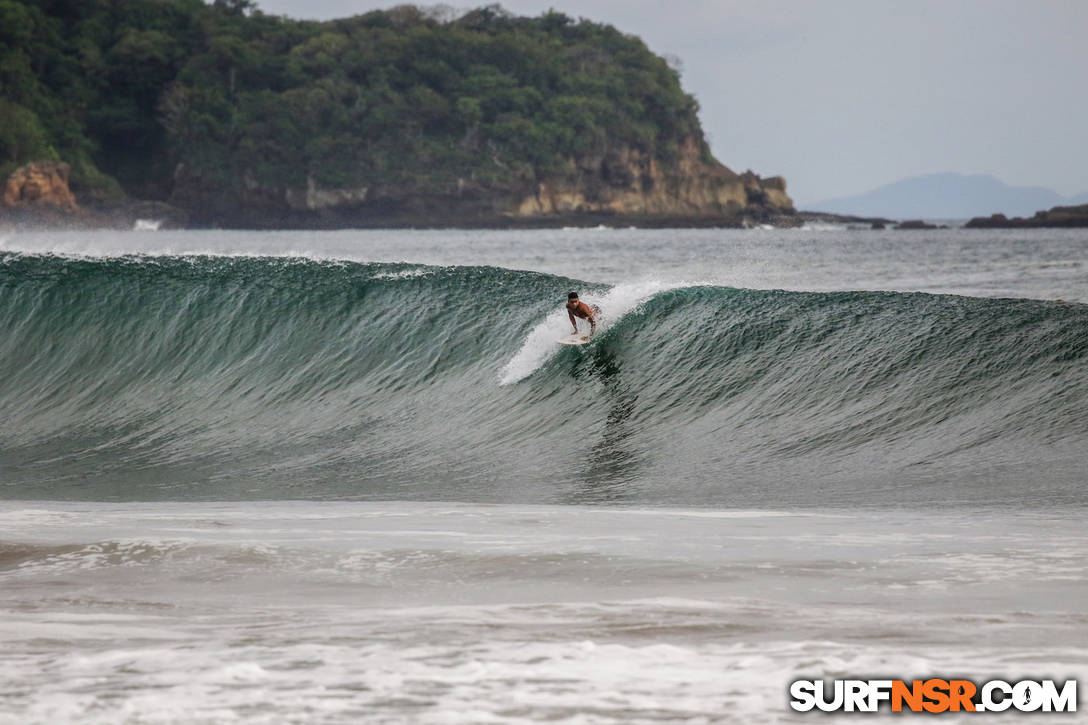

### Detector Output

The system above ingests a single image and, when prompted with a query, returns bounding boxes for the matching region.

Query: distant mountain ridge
[808,173,1088,219]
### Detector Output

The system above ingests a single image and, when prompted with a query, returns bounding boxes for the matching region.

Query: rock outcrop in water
[965,204,1088,228]
[895,220,947,230]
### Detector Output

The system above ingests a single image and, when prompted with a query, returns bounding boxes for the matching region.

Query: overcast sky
[251,0,1087,205]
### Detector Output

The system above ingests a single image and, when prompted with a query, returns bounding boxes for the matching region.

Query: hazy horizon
[248,0,1088,207]
[808,171,1088,218]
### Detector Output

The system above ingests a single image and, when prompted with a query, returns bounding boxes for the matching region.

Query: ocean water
[0,226,1086,723]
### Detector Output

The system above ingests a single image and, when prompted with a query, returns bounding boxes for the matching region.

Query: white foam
[498,280,696,385]
[0,234,362,264]
[132,219,162,231]
[370,267,432,280]
[4,605,1081,724]
[0,508,79,525]
[1,502,1085,723]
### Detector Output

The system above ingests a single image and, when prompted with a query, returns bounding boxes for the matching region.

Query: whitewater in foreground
[2,502,1085,724]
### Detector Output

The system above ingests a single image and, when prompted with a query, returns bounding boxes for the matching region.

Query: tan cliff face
[3,162,79,211]
[167,135,793,228]
[216,136,792,222]
[515,138,793,219]
[1,161,192,229]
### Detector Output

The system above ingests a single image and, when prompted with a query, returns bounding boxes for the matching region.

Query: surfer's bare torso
[566,296,599,334]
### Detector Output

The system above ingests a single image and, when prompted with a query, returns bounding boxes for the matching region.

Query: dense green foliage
[0,1,706,201]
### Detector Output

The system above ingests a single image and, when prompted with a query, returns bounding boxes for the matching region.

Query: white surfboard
[557,333,591,346]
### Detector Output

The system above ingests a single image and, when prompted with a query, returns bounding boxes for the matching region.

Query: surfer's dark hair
[568,291,579,299]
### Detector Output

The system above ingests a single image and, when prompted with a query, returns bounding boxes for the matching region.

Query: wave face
[1,253,1086,506]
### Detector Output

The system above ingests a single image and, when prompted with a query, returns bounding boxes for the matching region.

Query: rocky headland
[0,4,795,231]
[170,137,795,229]
[2,154,794,231]
[965,205,1088,228]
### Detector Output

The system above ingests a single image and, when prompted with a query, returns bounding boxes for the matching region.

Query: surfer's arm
[568,310,578,332]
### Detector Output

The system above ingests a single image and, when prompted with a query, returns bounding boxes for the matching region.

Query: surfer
[566,291,600,336]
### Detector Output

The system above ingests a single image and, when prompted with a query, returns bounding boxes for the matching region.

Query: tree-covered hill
[0,0,792,227]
